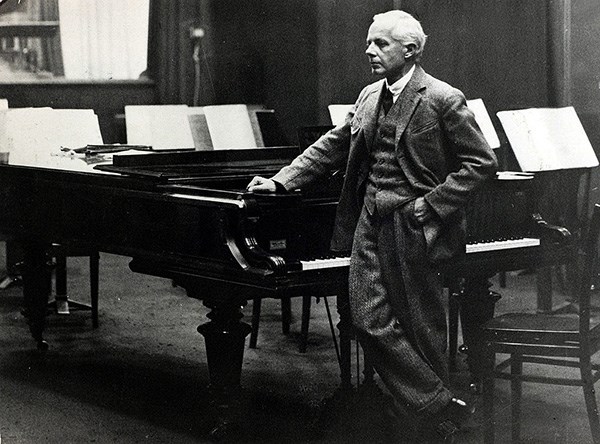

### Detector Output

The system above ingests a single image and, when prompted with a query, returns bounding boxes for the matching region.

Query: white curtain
[58,0,149,80]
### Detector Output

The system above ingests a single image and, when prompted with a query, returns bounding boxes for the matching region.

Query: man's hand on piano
[246,176,277,193]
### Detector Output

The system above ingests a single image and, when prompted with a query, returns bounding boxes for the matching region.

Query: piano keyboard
[300,256,351,270]
[466,237,540,253]
[296,237,541,271]
[297,237,541,270]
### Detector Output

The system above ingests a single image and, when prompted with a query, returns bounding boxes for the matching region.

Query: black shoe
[420,398,474,443]
[444,397,474,428]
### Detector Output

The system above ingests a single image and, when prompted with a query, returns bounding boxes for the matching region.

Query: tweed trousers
[348,202,452,416]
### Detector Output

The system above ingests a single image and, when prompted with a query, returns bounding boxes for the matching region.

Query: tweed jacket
[272,65,498,263]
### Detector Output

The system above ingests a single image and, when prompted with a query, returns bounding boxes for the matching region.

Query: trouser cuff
[415,385,453,417]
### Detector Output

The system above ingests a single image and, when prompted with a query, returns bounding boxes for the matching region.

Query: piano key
[298,237,541,270]
[466,237,540,253]
[300,256,351,270]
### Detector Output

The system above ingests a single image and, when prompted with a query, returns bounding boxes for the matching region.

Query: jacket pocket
[393,200,428,263]
[409,119,439,135]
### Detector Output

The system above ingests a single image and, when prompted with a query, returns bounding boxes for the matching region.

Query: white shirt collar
[385,65,415,102]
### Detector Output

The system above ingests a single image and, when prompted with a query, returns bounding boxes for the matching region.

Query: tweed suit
[272,65,498,416]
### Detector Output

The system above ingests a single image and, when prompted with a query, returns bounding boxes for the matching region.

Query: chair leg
[281,297,291,335]
[510,354,523,443]
[249,298,261,348]
[581,357,600,443]
[90,252,99,328]
[299,295,311,353]
[54,255,69,314]
[482,346,496,444]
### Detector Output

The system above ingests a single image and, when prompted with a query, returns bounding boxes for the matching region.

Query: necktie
[382,87,393,115]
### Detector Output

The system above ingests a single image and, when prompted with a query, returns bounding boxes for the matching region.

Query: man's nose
[365,42,376,56]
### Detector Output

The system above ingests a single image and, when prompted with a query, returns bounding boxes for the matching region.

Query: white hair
[372,10,427,60]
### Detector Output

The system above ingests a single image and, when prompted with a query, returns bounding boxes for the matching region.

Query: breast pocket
[409,119,439,135]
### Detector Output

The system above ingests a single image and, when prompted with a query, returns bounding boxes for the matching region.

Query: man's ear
[404,43,417,59]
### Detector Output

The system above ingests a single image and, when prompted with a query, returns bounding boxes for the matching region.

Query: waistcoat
[363,96,416,216]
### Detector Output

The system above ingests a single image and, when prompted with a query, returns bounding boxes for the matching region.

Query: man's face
[365,21,410,84]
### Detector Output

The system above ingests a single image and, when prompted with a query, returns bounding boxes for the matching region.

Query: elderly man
[248,10,497,442]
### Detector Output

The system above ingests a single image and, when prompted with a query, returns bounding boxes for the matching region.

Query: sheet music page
[4,108,56,164]
[187,107,214,150]
[52,109,104,148]
[466,99,501,149]
[246,104,268,147]
[4,108,104,165]
[497,106,599,171]
[0,109,7,153]
[203,104,259,149]
[125,104,195,150]
[328,104,353,127]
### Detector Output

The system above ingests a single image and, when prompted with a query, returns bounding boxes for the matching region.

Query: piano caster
[207,418,234,441]
[202,383,245,440]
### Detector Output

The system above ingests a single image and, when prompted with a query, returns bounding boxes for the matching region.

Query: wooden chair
[448,168,591,373]
[49,243,100,328]
[250,295,313,352]
[249,125,335,352]
[481,203,600,443]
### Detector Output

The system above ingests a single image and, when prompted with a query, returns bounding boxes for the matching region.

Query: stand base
[48,297,92,315]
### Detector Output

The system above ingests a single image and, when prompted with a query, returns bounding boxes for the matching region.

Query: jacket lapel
[361,84,382,153]
[394,65,426,147]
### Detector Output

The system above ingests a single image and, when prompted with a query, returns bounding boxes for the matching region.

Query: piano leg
[20,241,52,351]
[196,298,252,439]
[458,276,501,390]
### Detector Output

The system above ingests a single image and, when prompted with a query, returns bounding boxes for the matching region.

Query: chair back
[579,203,600,335]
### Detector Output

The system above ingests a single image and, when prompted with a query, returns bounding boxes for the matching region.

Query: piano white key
[299,238,540,270]
[300,256,351,270]
[466,237,540,253]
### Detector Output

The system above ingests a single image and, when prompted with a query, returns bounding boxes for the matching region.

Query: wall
[314,0,393,125]
[196,0,322,143]
[572,0,600,148]
[572,0,600,209]
[0,1,584,152]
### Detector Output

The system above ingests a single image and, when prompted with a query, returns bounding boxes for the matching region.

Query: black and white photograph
[0,1,599,443]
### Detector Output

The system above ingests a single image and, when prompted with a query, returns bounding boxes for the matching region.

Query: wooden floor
[0,247,596,443]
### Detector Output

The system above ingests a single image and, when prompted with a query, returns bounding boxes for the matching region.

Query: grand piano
[0,146,575,435]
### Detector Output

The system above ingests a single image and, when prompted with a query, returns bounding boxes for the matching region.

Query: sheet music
[125,104,195,150]
[3,108,56,157]
[187,107,214,150]
[328,104,353,127]
[497,106,598,171]
[466,99,501,149]
[1,108,104,165]
[203,104,261,149]
[53,109,104,148]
